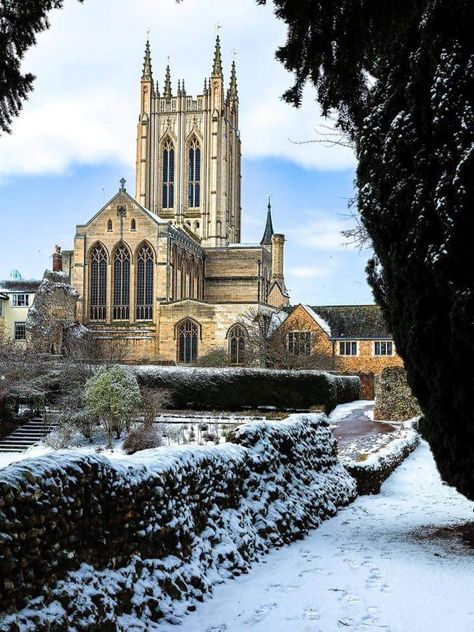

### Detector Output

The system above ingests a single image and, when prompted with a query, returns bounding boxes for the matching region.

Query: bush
[84,366,141,447]
[123,424,162,455]
[195,347,232,367]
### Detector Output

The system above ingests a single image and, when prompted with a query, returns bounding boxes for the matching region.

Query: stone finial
[119,177,126,192]
[142,38,153,81]
[52,245,63,272]
[227,59,238,102]
[163,64,172,99]
[212,33,223,78]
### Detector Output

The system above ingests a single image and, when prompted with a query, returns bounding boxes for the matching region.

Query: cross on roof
[119,177,126,191]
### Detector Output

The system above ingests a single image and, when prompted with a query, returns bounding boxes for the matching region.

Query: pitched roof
[0,280,41,293]
[309,305,392,339]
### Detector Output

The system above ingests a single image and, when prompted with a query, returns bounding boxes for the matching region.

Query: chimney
[52,245,63,272]
[271,233,285,282]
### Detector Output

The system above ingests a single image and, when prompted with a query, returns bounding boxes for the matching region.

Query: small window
[12,294,29,307]
[14,322,26,340]
[107,219,112,231]
[131,218,136,231]
[287,331,312,356]
[374,341,393,356]
[339,341,358,356]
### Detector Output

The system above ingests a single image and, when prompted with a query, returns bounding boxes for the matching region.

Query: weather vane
[215,22,221,34]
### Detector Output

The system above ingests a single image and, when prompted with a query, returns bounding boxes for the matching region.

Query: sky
[0,0,375,305]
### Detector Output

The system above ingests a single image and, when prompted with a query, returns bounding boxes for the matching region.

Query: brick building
[271,304,403,376]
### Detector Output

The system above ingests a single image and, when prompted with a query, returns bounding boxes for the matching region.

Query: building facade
[272,304,403,376]
[0,280,40,347]
[65,36,289,364]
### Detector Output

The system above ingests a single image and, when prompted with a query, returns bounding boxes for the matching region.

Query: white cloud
[0,0,355,178]
[289,265,330,279]
[290,215,354,251]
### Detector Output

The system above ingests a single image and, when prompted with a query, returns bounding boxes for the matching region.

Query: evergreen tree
[259,0,474,498]
[0,0,82,134]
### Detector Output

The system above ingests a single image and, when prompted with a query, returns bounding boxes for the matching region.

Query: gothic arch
[187,134,201,209]
[160,135,176,209]
[88,242,109,321]
[112,241,131,320]
[175,317,201,364]
[135,241,155,321]
[227,324,248,365]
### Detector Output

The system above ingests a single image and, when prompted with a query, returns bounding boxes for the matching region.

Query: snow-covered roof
[267,309,289,335]
[0,280,41,293]
[302,305,332,336]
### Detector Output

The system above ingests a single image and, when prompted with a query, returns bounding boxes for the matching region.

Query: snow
[303,305,332,336]
[158,441,474,632]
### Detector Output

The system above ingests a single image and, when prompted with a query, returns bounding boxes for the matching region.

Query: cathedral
[62,36,289,363]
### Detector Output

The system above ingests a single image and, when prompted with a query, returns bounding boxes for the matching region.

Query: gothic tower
[135,35,241,247]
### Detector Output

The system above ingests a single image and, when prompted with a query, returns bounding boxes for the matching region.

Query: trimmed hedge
[133,366,360,413]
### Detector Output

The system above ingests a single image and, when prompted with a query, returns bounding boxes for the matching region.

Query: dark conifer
[259,0,474,498]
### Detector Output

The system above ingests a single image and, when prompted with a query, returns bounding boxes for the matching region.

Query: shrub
[84,366,141,447]
[123,424,162,455]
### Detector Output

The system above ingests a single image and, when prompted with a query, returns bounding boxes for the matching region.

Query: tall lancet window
[188,138,201,208]
[136,243,154,320]
[90,244,107,321]
[162,139,175,209]
[113,243,130,320]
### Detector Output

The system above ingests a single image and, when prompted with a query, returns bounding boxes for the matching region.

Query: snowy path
[160,442,474,632]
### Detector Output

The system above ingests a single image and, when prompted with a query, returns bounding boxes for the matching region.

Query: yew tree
[260,0,474,498]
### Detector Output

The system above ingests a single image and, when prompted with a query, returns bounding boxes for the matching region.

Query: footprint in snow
[244,602,277,624]
[206,626,228,632]
[265,582,298,594]
[303,607,320,621]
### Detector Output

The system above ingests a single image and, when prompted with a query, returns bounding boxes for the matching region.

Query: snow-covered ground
[158,441,474,632]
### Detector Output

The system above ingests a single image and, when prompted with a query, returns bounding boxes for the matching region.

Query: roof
[260,199,274,245]
[309,305,392,339]
[0,280,41,293]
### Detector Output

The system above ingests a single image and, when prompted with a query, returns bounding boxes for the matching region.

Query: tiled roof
[309,305,392,339]
[0,280,41,293]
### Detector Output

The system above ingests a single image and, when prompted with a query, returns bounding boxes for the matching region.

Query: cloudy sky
[0,0,374,305]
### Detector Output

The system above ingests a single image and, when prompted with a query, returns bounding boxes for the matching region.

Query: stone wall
[133,366,360,413]
[25,270,79,354]
[0,414,356,629]
[374,366,422,421]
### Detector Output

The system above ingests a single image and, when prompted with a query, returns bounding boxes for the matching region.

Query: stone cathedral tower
[135,36,241,247]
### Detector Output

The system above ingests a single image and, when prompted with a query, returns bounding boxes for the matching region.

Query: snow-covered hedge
[0,414,356,628]
[133,366,360,412]
[345,421,420,494]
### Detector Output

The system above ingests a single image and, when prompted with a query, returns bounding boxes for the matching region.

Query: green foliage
[263,0,474,499]
[85,365,141,447]
[0,1,83,134]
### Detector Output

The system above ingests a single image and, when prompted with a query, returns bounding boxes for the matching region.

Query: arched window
[188,137,201,208]
[228,324,247,365]
[131,218,136,231]
[136,243,154,320]
[107,219,112,231]
[90,244,107,320]
[162,138,175,209]
[113,243,130,320]
[177,319,198,364]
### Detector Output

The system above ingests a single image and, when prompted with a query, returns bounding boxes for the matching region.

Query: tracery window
[177,319,198,363]
[287,331,312,356]
[113,243,130,320]
[228,325,246,365]
[162,139,175,209]
[188,137,201,208]
[90,244,107,320]
[136,244,154,320]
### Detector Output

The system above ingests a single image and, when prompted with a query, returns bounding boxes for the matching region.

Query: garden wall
[346,421,420,494]
[374,366,421,421]
[133,366,360,413]
[0,414,357,630]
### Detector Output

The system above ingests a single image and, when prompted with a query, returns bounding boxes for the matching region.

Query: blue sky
[0,0,374,305]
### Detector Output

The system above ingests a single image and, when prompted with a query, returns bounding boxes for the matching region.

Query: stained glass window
[113,243,130,320]
[136,244,154,320]
[162,139,175,209]
[90,244,107,320]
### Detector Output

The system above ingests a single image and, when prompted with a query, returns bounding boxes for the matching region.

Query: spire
[142,38,153,81]
[155,80,160,97]
[212,34,223,77]
[163,64,172,99]
[227,59,238,101]
[177,79,181,96]
[260,196,274,245]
